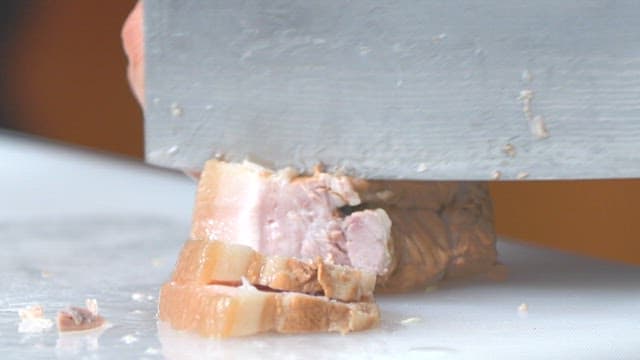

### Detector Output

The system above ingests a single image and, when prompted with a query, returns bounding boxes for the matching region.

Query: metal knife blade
[144,0,640,180]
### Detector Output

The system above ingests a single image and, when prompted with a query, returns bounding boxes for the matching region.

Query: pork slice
[190,160,393,276]
[172,240,376,302]
[158,281,380,338]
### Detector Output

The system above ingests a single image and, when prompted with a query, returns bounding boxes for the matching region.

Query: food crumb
[400,317,422,325]
[121,334,139,344]
[144,347,160,355]
[416,163,428,173]
[170,102,183,117]
[516,171,529,180]
[432,33,447,42]
[518,303,529,313]
[57,305,105,332]
[41,270,52,278]
[131,293,145,302]
[18,305,53,333]
[491,170,502,180]
[19,305,44,320]
[502,143,516,157]
[151,258,163,268]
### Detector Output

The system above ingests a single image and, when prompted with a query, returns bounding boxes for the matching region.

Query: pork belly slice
[190,160,394,276]
[158,281,380,338]
[173,240,376,302]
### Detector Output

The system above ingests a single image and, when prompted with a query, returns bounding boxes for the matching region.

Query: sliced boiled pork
[172,240,376,302]
[190,160,394,276]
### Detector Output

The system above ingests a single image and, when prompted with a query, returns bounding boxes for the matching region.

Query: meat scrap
[57,299,105,332]
[18,305,53,333]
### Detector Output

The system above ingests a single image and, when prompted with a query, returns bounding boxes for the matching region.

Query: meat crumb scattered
[19,304,44,320]
[121,334,139,344]
[416,163,428,173]
[145,347,160,355]
[400,317,422,325]
[57,305,105,332]
[518,303,529,313]
[18,305,53,333]
[170,102,183,117]
[151,258,164,268]
[131,293,145,302]
[516,171,529,180]
[491,170,502,180]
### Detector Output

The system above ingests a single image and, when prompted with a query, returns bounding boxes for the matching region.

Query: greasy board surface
[1,132,639,359]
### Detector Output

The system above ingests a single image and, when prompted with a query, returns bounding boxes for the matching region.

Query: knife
[144,0,640,180]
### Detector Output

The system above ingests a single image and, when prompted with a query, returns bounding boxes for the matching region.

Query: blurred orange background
[2,1,639,264]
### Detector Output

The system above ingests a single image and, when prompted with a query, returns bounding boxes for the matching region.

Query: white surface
[1,132,639,359]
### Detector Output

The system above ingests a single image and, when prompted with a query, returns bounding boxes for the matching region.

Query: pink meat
[190,161,392,275]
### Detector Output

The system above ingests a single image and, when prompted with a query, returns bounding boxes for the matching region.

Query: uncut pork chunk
[158,281,380,338]
[190,160,497,292]
[354,180,497,292]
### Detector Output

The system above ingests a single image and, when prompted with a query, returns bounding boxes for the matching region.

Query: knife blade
[144,0,640,180]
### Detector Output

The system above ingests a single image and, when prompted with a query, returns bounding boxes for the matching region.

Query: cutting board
[1,132,638,359]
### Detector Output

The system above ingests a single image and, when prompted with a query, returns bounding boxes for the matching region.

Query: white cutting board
[1,132,639,360]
